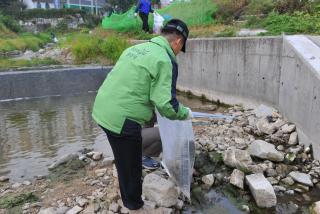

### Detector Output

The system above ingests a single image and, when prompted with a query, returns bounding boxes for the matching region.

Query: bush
[71,35,102,63]
[100,36,129,63]
[0,14,21,33]
[275,0,313,14]
[17,8,86,20]
[245,0,275,15]
[262,11,320,35]
[214,0,249,23]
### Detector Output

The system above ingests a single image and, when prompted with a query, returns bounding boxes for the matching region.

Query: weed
[0,193,38,209]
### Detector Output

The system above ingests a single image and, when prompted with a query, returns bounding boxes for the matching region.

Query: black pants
[100,119,144,210]
[139,12,149,33]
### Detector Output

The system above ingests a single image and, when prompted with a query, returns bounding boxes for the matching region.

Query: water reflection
[0,93,212,182]
[0,93,111,182]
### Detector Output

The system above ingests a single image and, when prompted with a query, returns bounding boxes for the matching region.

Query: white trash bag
[153,12,164,34]
[156,111,195,200]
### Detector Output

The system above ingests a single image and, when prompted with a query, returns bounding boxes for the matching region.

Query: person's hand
[134,13,138,17]
[186,107,193,120]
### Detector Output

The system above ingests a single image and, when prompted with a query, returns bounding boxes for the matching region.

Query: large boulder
[246,173,277,208]
[143,173,179,207]
[288,171,313,187]
[248,140,284,162]
[256,117,277,135]
[223,147,253,170]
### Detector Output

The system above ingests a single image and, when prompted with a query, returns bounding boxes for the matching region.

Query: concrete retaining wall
[178,36,320,159]
[0,66,111,101]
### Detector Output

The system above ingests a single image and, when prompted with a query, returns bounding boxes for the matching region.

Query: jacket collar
[150,36,176,61]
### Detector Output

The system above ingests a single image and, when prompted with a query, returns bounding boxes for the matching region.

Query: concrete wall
[0,66,111,101]
[178,37,283,108]
[177,36,320,159]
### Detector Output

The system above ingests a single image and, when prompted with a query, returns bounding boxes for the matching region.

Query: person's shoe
[142,156,160,170]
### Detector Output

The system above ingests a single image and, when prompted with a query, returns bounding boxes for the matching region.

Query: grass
[0,58,60,70]
[0,33,51,52]
[0,192,38,213]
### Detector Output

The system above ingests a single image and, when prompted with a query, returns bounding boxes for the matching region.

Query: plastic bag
[153,12,164,34]
[156,111,195,200]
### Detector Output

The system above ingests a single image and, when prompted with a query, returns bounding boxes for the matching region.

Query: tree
[108,0,136,13]
[0,0,26,15]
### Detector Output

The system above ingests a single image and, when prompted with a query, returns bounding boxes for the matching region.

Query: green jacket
[92,36,189,134]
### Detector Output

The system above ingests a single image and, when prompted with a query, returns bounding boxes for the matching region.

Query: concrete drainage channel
[0,36,320,213]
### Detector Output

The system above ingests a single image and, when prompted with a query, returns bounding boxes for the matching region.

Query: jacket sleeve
[150,60,189,120]
[135,0,141,13]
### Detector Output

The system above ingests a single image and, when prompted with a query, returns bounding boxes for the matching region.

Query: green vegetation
[0,192,38,213]
[70,33,129,64]
[0,33,51,52]
[102,0,217,32]
[0,58,60,70]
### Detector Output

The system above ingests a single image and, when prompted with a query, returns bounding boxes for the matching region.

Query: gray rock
[273,119,286,129]
[76,198,88,207]
[38,207,57,214]
[23,181,31,186]
[101,157,114,167]
[256,117,277,135]
[287,146,302,154]
[273,185,286,192]
[223,148,252,170]
[49,153,79,170]
[143,173,179,207]
[288,132,298,145]
[285,190,294,195]
[248,140,284,162]
[277,145,284,151]
[0,176,9,182]
[241,204,250,213]
[288,171,313,187]
[201,174,215,186]
[82,203,95,214]
[281,124,296,134]
[266,168,277,177]
[285,153,296,162]
[109,202,120,212]
[246,173,277,208]
[230,169,244,189]
[237,29,268,37]
[12,183,22,189]
[281,177,295,186]
[267,177,279,185]
[253,104,274,118]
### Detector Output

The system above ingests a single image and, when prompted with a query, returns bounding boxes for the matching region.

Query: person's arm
[150,61,189,120]
[135,0,141,13]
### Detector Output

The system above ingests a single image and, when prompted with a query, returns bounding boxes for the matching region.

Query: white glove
[186,107,193,120]
[134,13,138,17]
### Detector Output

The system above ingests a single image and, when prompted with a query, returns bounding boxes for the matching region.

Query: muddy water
[0,93,215,182]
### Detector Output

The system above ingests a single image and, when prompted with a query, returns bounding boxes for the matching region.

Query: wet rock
[143,173,179,207]
[201,174,215,187]
[267,177,279,185]
[288,132,298,145]
[288,171,313,187]
[281,124,296,134]
[266,168,277,177]
[295,184,310,193]
[248,140,284,162]
[101,157,114,167]
[49,153,79,170]
[223,148,252,170]
[230,169,244,189]
[281,177,295,186]
[0,176,9,182]
[241,204,250,213]
[256,117,277,135]
[245,173,277,208]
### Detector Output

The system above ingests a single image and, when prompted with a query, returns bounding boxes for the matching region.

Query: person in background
[92,19,192,213]
[134,0,154,33]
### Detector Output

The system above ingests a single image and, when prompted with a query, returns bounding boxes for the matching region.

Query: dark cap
[162,19,189,52]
